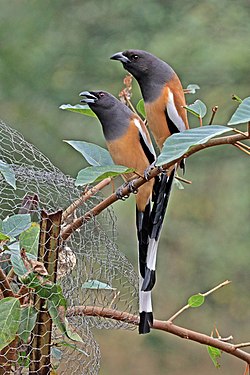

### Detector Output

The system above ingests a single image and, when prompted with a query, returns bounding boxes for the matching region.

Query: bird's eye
[99,92,105,97]
[131,54,139,61]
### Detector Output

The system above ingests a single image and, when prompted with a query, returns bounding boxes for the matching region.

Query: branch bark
[67,305,250,365]
[61,131,249,240]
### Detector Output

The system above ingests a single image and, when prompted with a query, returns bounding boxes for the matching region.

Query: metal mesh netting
[0,120,138,374]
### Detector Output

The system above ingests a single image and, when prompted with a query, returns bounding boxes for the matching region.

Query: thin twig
[201,280,231,297]
[208,106,218,125]
[236,141,250,150]
[62,177,112,222]
[243,364,250,375]
[233,128,249,137]
[234,343,250,349]
[219,336,234,342]
[124,95,138,115]
[66,305,250,365]
[234,143,250,156]
[212,326,233,342]
[168,280,231,322]
[175,175,192,185]
[168,305,189,322]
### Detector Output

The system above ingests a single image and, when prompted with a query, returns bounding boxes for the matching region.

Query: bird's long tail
[136,168,175,333]
[142,169,175,292]
[136,201,153,334]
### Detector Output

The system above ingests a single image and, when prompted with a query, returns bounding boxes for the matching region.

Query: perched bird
[110,50,189,296]
[80,90,174,333]
[110,49,189,150]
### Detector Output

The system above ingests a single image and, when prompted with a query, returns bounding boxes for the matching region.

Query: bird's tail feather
[136,202,151,280]
[141,169,175,292]
[138,277,153,334]
[136,168,175,333]
[136,203,152,334]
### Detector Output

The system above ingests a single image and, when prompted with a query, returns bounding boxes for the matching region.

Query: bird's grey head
[110,49,174,81]
[80,90,116,113]
[110,49,175,102]
[79,90,131,141]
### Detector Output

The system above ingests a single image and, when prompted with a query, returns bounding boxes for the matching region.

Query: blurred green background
[1,0,249,374]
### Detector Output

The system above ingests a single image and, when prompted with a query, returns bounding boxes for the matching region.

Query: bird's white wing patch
[167,90,186,132]
[133,118,156,158]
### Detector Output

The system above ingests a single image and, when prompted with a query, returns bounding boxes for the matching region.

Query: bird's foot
[144,163,167,180]
[144,162,156,180]
[127,180,138,194]
[115,180,139,200]
[115,183,130,200]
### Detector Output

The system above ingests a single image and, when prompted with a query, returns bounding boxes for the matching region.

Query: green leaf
[185,84,200,94]
[59,104,97,117]
[2,214,31,238]
[82,279,116,290]
[0,232,10,241]
[232,94,242,103]
[156,125,231,166]
[75,165,134,186]
[10,245,37,277]
[47,299,67,335]
[20,272,41,289]
[19,223,40,256]
[64,140,114,166]
[18,351,30,367]
[11,251,28,277]
[188,294,205,307]
[65,318,84,342]
[0,297,21,350]
[0,160,16,189]
[36,283,67,309]
[207,346,221,368]
[228,97,250,125]
[184,100,207,118]
[136,99,146,118]
[18,306,38,343]
[36,283,68,337]
[51,346,62,360]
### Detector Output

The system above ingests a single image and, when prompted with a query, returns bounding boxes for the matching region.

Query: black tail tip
[139,311,153,334]
[141,269,156,291]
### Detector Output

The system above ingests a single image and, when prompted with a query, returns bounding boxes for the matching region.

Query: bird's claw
[157,165,165,173]
[115,183,129,200]
[127,180,138,194]
[144,163,167,180]
[144,162,156,180]
[115,180,138,200]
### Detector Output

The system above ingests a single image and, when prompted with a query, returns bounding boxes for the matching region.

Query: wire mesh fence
[0,120,138,374]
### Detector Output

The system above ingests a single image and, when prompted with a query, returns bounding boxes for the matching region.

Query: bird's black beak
[79,91,98,104]
[110,52,130,63]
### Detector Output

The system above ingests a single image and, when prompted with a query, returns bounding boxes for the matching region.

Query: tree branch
[62,177,112,223]
[67,305,250,364]
[61,131,249,240]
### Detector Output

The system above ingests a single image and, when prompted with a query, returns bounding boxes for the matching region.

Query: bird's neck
[138,62,175,103]
[139,78,164,103]
[100,106,131,141]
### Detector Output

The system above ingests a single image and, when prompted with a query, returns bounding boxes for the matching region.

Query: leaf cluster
[0,214,84,369]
